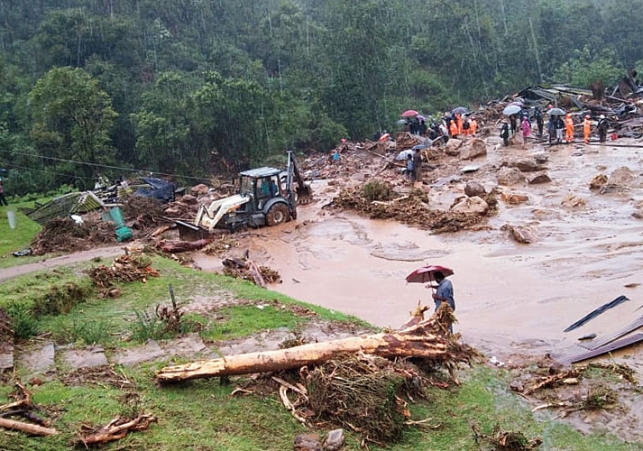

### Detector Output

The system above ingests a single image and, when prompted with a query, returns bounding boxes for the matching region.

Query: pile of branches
[77,412,157,446]
[305,353,425,443]
[333,185,494,234]
[87,254,159,289]
[31,217,115,256]
[203,236,240,256]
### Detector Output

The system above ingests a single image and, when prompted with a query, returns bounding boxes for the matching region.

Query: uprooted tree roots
[333,182,497,234]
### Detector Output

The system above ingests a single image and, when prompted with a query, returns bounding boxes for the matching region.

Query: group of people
[402,111,479,143]
[500,107,611,147]
[445,113,478,139]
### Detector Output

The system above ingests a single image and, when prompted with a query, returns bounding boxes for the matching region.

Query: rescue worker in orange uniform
[565,113,574,143]
[470,116,478,135]
[456,113,463,135]
[449,118,458,138]
[583,115,592,144]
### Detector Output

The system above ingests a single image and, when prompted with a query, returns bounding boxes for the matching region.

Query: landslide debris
[30,217,115,256]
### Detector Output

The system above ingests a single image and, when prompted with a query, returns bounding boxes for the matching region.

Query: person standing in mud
[509,114,517,135]
[583,115,592,144]
[555,116,565,144]
[500,121,509,147]
[534,107,544,137]
[521,115,531,148]
[598,115,609,143]
[432,271,455,333]
[412,148,422,183]
[405,154,415,183]
[565,113,575,143]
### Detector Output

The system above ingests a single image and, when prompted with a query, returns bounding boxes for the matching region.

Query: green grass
[1,256,642,450]
[0,203,42,268]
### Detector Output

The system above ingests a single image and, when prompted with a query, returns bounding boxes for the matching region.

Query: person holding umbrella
[432,271,455,333]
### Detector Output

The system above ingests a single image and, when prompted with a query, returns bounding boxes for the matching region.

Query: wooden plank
[562,333,643,364]
[578,314,643,350]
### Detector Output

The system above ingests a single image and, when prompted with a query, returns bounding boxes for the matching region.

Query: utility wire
[9,150,209,181]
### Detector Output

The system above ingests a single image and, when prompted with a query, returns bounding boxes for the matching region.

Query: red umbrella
[405,265,454,284]
[401,109,420,118]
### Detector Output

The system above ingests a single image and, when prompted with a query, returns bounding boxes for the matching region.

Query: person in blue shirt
[432,271,455,333]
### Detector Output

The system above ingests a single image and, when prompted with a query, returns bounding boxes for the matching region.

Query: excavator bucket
[296,183,313,205]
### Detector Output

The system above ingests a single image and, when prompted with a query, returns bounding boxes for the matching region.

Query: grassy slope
[0,257,642,450]
[0,200,44,268]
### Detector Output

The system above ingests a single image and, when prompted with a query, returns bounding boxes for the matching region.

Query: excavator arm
[286,150,313,205]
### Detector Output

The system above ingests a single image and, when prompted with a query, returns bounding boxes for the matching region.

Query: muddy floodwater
[196,138,643,374]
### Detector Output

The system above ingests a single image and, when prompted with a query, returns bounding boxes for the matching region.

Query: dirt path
[0,245,124,283]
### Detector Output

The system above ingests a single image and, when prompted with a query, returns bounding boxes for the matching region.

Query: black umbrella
[451,106,468,116]
[548,107,566,116]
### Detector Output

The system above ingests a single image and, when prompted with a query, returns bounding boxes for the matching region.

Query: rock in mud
[561,192,586,208]
[460,138,487,160]
[534,153,549,164]
[497,167,526,186]
[444,138,463,156]
[601,166,635,194]
[589,174,608,190]
[501,224,535,244]
[501,192,529,205]
[451,196,489,214]
[506,157,541,173]
[465,181,486,198]
[528,173,552,184]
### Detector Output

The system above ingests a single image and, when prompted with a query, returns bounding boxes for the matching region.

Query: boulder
[464,181,486,198]
[501,192,529,205]
[450,196,489,214]
[191,184,209,196]
[607,166,634,186]
[561,192,586,208]
[323,429,345,451]
[444,138,463,156]
[501,224,535,244]
[533,153,549,165]
[294,434,322,451]
[589,174,608,190]
[506,158,540,173]
[528,173,552,184]
[460,138,487,160]
[497,167,526,186]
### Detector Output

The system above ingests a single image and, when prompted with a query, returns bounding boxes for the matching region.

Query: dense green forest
[0,0,642,194]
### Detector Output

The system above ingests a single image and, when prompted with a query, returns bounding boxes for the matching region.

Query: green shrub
[5,302,39,339]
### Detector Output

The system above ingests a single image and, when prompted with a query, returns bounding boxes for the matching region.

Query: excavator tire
[266,203,290,226]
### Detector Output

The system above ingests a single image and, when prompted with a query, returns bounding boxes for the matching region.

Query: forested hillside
[0,0,641,194]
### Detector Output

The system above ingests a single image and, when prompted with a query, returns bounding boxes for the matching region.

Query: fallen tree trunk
[156,305,460,383]
[0,417,58,436]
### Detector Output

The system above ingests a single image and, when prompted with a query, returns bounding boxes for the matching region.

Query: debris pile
[87,254,159,291]
[472,424,542,451]
[333,183,497,234]
[222,257,282,286]
[121,196,166,232]
[510,361,636,418]
[30,217,115,256]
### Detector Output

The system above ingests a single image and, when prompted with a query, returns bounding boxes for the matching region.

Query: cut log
[0,417,58,436]
[245,259,266,288]
[156,305,459,383]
